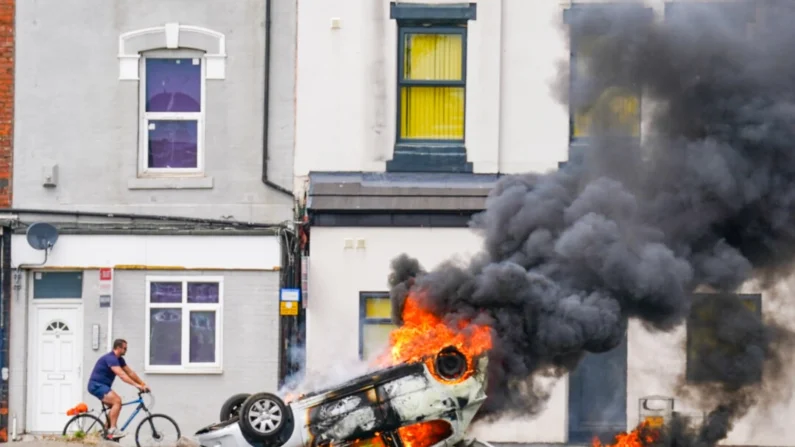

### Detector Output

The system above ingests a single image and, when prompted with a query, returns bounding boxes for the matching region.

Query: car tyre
[219,393,250,421]
[238,392,291,443]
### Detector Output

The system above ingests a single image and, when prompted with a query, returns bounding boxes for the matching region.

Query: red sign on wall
[99,268,112,281]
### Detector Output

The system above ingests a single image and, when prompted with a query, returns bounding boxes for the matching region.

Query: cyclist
[87,338,150,438]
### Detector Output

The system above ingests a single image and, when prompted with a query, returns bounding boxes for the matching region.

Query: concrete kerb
[7,434,201,447]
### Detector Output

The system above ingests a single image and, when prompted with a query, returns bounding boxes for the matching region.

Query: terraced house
[5,0,301,438]
[295,0,795,446]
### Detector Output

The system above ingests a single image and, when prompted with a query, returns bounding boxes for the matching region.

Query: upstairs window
[570,35,640,140]
[139,54,205,175]
[564,4,650,143]
[387,2,476,173]
[398,28,466,143]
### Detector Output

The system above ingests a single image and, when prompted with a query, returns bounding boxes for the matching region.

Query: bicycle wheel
[62,413,107,441]
[135,413,181,447]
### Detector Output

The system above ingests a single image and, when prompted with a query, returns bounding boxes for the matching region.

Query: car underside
[194,346,490,447]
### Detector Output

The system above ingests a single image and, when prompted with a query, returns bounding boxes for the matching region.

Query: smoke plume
[388,1,795,443]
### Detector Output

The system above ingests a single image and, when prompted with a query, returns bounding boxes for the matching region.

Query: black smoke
[388,1,795,444]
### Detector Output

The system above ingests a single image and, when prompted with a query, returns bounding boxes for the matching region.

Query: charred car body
[195,346,489,447]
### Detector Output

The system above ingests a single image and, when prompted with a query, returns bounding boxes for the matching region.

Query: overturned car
[195,346,489,447]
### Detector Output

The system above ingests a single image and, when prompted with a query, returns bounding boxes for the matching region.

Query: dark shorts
[87,381,112,401]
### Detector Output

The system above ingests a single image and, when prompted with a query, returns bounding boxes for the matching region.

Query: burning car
[194,345,489,447]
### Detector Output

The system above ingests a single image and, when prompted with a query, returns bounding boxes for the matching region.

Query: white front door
[33,305,83,432]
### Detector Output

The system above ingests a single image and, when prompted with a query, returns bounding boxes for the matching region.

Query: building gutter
[262,0,293,199]
[2,208,285,229]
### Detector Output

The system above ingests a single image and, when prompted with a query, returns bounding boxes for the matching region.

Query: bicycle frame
[99,394,151,432]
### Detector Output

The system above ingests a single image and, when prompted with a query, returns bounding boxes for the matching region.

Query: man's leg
[101,390,122,433]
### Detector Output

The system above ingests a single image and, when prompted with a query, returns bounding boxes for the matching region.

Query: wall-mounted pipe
[262,0,294,199]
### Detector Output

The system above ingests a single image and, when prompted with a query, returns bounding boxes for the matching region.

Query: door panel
[568,334,628,444]
[34,307,82,432]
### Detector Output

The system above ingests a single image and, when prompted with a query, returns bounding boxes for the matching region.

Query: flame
[592,420,661,447]
[374,293,493,375]
[282,392,299,404]
[396,420,453,447]
[346,434,386,447]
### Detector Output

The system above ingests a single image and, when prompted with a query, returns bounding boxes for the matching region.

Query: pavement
[6,434,585,447]
[5,434,201,447]
[7,442,579,447]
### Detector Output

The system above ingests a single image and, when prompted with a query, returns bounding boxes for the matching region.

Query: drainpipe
[263,0,293,199]
[0,228,10,441]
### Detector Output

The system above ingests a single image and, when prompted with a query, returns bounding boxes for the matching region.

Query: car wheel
[219,393,250,421]
[238,392,290,442]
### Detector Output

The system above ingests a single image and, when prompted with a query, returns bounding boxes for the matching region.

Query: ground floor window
[145,276,223,373]
[686,292,762,384]
[359,292,396,361]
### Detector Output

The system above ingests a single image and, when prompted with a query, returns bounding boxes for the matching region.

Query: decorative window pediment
[118,23,226,80]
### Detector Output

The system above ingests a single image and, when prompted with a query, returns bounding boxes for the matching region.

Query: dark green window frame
[395,25,468,146]
[358,291,395,361]
[563,4,649,150]
[387,2,476,173]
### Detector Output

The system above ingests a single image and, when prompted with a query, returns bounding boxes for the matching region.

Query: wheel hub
[248,399,282,434]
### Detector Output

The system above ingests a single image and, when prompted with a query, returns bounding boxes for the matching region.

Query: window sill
[144,367,223,375]
[128,176,214,190]
[387,143,472,173]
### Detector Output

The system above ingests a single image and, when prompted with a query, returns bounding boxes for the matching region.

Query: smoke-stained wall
[386,0,795,445]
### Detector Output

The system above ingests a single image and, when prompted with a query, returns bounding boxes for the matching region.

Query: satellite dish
[26,222,59,251]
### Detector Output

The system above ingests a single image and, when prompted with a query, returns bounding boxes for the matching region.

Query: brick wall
[0,0,13,207]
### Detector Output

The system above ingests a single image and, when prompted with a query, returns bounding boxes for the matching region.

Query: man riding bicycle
[87,338,150,438]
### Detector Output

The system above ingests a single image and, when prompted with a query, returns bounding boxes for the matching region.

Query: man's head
[112,338,127,356]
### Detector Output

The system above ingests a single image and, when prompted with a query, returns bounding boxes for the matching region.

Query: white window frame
[138,49,207,177]
[144,275,223,374]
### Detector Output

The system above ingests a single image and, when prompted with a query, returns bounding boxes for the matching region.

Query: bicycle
[62,390,181,447]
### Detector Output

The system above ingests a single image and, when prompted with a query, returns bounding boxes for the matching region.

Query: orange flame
[282,392,298,404]
[592,420,661,447]
[374,293,493,381]
[347,434,386,447]
[397,420,454,447]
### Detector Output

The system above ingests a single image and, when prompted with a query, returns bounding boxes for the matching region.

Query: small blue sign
[280,288,301,303]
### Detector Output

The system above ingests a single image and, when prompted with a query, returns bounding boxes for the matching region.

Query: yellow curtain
[689,297,760,363]
[364,297,391,319]
[362,296,395,361]
[400,33,464,140]
[573,87,640,137]
[571,36,640,138]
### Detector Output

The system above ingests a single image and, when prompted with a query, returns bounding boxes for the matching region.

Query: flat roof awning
[305,172,503,227]
[307,172,501,212]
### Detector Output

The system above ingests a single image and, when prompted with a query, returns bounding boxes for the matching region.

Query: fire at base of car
[194,345,489,447]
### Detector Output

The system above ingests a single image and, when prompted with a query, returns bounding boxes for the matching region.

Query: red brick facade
[0,0,13,209]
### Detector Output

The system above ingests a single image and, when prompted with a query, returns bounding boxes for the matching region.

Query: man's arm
[122,365,148,390]
[110,366,144,390]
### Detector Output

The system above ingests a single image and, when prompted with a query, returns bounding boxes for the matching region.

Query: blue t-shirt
[88,352,127,387]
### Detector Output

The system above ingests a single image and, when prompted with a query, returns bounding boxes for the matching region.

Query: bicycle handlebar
[136,389,155,410]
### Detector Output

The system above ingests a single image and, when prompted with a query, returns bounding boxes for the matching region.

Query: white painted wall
[627,277,795,447]
[292,0,572,194]
[305,226,569,443]
[298,1,795,444]
[307,224,795,445]
[11,234,281,270]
